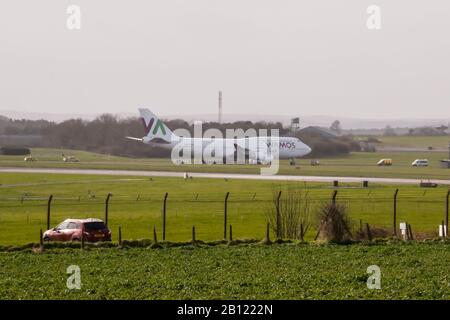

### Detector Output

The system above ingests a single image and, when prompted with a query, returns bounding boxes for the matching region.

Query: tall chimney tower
[218,91,222,124]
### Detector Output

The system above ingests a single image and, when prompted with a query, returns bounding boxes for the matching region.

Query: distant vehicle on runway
[43,218,111,242]
[377,159,393,166]
[62,153,79,162]
[420,180,437,188]
[126,108,312,164]
[24,156,37,162]
[412,159,429,167]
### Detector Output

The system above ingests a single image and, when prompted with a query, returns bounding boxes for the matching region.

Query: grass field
[1,243,450,299]
[0,172,449,245]
[1,147,450,180]
[375,136,450,149]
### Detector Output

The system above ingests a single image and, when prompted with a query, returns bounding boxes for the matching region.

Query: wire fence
[0,187,449,243]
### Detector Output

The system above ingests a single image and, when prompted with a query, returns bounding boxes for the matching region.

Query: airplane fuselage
[144,136,311,159]
[128,108,313,164]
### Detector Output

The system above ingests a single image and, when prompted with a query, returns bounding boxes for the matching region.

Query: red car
[43,218,111,242]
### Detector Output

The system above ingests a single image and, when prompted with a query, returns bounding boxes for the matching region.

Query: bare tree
[266,184,311,240]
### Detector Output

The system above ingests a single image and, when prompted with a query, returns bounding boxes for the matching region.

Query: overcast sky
[0,1,449,119]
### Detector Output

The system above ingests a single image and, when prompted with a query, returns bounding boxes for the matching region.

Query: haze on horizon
[0,1,449,120]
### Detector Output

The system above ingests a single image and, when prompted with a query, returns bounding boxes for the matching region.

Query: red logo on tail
[141,117,154,135]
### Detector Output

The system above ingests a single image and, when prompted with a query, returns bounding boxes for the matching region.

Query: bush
[0,146,30,155]
[355,226,390,240]
[316,202,352,243]
[296,133,360,157]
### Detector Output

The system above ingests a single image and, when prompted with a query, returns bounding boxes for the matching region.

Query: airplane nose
[305,145,312,154]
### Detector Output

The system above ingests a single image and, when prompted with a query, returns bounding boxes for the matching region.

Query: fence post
[332,190,338,205]
[446,189,450,232]
[46,195,53,230]
[393,189,399,236]
[260,223,272,244]
[163,192,168,241]
[405,223,409,240]
[39,229,43,250]
[276,191,282,239]
[442,220,446,240]
[229,225,233,242]
[366,223,372,241]
[224,192,230,240]
[105,193,112,227]
[118,226,122,246]
[192,225,196,244]
[408,223,414,240]
[153,226,158,243]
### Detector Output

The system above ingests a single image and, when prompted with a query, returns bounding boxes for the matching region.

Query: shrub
[316,202,352,243]
[0,146,30,155]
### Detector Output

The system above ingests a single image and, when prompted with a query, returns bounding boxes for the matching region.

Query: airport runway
[1,167,450,185]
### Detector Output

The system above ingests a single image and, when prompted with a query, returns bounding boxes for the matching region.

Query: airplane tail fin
[138,108,175,142]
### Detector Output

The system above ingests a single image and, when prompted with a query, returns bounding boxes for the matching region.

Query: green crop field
[1,243,450,299]
[0,172,449,245]
[1,147,450,180]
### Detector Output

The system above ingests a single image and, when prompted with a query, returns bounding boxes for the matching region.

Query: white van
[412,159,429,167]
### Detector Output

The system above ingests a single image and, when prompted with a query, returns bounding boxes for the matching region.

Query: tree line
[0,114,359,158]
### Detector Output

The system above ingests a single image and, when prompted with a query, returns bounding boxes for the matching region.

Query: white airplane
[126,108,311,164]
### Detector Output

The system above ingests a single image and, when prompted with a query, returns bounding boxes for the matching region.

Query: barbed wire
[0,196,447,209]
[0,191,448,200]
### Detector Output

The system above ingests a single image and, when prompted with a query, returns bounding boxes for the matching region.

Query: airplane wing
[125,136,143,142]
